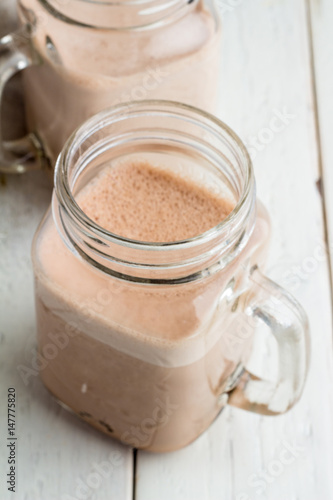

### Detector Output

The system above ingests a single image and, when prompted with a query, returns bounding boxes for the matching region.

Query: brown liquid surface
[78,161,233,242]
[33,161,270,451]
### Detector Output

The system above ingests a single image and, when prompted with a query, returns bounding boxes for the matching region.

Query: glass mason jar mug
[32,101,309,453]
[0,0,221,174]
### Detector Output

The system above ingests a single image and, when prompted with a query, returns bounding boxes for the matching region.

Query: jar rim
[55,100,255,257]
[34,0,201,31]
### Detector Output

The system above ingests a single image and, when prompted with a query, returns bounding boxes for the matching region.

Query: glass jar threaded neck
[53,101,256,284]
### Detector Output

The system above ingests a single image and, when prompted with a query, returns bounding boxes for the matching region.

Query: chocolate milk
[33,160,270,452]
[20,0,221,164]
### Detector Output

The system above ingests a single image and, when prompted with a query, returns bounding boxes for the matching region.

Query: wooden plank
[309,0,333,282]
[0,2,133,499]
[136,0,333,499]
[0,171,134,500]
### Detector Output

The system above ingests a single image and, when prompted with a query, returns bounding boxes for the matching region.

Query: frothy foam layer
[78,160,234,242]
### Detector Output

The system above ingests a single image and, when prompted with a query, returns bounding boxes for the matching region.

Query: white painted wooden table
[1,0,333,498]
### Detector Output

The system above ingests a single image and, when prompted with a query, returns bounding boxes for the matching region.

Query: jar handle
[227,266,309,415]
[0,24,49,174]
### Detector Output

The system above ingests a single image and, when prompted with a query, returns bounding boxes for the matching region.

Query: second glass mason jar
[0,0,221,173]
[31,101,309,452]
